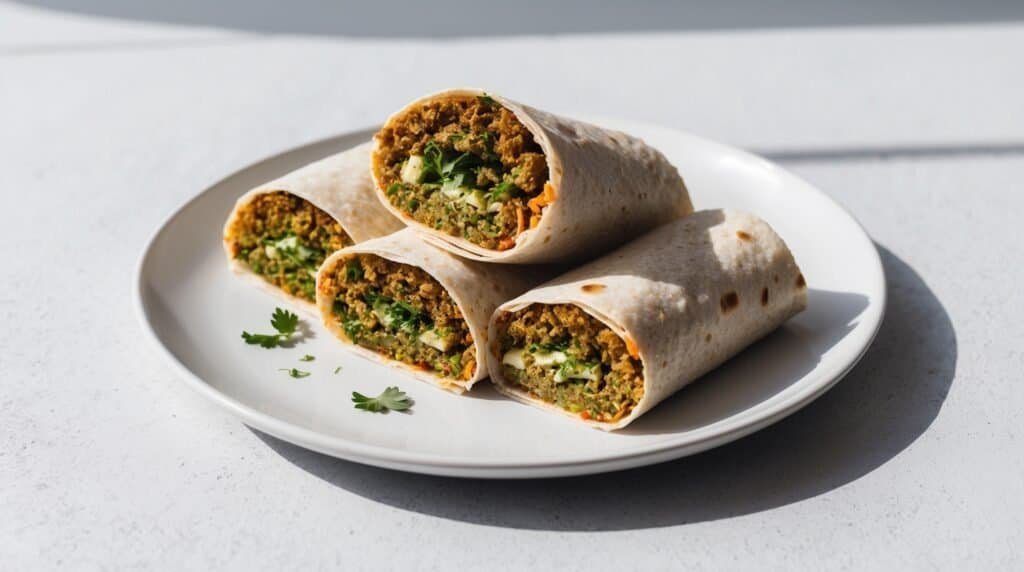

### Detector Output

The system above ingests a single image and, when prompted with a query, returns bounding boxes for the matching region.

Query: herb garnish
[264,235,321,272]
[333,366,343,374]
[299,354,315,362]
[242,307,300,348]
[478,94,498,108]
[487,181,520,203]
[528,339,570,353]
[365,291,431,334]
[352,387,414,413]
[344,260,363,282]
[279,368,310,379]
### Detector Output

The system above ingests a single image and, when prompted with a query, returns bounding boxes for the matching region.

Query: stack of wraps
[222,88,806,431]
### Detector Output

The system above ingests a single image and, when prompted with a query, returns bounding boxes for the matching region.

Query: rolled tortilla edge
[486,297,645,431]
[315,244,489,395]
[369,87,562,263]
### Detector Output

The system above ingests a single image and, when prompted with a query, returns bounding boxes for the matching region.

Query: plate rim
[133,120,886,478]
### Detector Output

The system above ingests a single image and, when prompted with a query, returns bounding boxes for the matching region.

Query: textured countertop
[2,2,1022,569]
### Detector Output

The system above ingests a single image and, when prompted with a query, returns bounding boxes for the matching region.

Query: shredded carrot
[497,237,516,251]
[526,182,557,215]
[529,214,541,229]
[543,182,557,202]
[625,336,640,359]
[515,207,527,235]
[461,360,475,380]
[608,407,629,423]
[579,410,592,421]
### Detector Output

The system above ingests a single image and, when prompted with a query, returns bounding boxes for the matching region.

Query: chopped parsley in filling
[497,303,644,422]
[225,191,351,302]
[319,254,475,380]
[374,94,551,250]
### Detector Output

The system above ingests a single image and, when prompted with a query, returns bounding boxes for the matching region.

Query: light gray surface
[1,3,1022,569]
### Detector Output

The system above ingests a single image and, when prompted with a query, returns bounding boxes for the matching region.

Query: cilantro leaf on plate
[241,307,300,349]
[241,331,283,348]
[270,307,299,337]
[352,387,413,413]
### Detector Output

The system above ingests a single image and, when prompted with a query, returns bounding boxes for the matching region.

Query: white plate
[134,120,884,478]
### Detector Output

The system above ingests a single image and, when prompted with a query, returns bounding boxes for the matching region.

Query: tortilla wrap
[223,142,404,313]
[316,229,549,393]
[371,88,693,264]
[487,209,807,430]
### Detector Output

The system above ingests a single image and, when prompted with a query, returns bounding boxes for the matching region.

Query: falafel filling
[498,304,644,422]
[374,94,550,251]
[225,191,352,302]
[319,254,476,380]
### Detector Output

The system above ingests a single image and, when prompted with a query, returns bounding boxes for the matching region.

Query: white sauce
[418,329,450,352]
[502,348,526,369]
[400,155,423,184]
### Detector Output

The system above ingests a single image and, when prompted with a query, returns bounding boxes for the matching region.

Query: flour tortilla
[316,229,550,394]
[487,209,808,430]
[371,88,693,264]
[223,142,404,314]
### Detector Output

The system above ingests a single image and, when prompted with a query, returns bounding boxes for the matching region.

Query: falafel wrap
[487,209,807,430]
[372,88,693,264]
[316,229,547,393]
[223,142,403,310]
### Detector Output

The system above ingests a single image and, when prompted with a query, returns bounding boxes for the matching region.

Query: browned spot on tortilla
[736,230,752,241]
[761,287,770,306]
[796,273,806,288]
[720,291,739,313]
[705,333,712,342]
[581,283,607,293]
[773,275,780,284]
[624,336,640,359]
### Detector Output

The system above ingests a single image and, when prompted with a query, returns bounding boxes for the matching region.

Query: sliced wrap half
[316,229,549,393]
[487,209,808,430]
[371,88,693,264]
[223,142,403,312]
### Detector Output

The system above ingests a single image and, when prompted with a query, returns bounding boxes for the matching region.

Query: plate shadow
[251,245,955,530]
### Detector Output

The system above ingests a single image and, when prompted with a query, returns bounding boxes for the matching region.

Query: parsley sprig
[242,307,300,348]
[352,387,414,413]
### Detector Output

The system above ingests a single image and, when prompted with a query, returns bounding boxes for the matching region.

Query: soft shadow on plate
[253,245,955,530]
[621,287,865,435]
